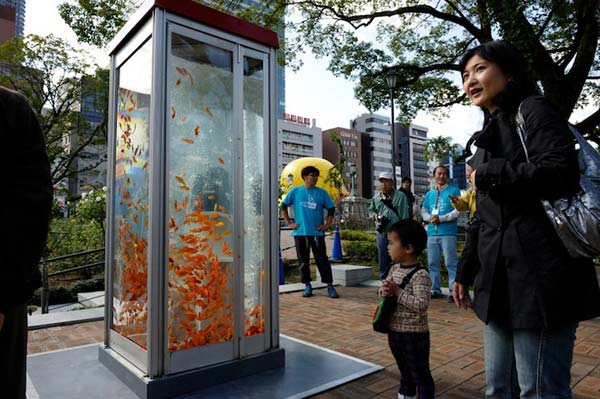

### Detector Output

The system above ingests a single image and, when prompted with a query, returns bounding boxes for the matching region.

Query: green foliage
[323,131,347,193]
[343,240,378,263]
[46,218,104,274]
[423,136,459,165]
[283,0,600,145]
[0,35,109,186]
[75,187,107,232]
[31,277,104,306]
[340,229,376,241]
[58,0,139,47]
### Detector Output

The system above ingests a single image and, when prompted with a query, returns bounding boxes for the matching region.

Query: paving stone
[27,286,600,398]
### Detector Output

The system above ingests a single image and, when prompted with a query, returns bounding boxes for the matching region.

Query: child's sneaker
[327,286,339,298]
[303,285,313,297]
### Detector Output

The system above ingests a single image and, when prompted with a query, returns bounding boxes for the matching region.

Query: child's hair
[388,219,427,256]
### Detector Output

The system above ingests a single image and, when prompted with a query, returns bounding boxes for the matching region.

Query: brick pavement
[28,285,600,398]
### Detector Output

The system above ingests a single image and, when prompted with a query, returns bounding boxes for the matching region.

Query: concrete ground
[28,285,600,398]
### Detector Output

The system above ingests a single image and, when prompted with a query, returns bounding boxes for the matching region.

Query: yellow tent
[279,157,348,202]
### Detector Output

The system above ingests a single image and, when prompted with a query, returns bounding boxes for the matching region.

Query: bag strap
[398,266,424,289]
[516,102,530,163]
[381,196,400,217]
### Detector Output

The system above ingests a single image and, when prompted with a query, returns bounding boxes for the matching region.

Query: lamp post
[349,162,357,198]
[385,69,400,189]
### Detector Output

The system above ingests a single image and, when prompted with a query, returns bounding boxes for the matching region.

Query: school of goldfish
[111,70,266,353]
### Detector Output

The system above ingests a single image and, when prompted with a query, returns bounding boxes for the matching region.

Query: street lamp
[349,162,357,198]
[385,69,400,189]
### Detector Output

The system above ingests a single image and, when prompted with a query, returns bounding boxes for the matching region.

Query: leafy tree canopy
[59,1,600,146]
[0,34,109,185]
[423,136,458,165]
[58,0,139,48]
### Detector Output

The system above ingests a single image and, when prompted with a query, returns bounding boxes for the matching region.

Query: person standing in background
[0,86,53,399]
[421,166,460,302]
[369,171,409,279]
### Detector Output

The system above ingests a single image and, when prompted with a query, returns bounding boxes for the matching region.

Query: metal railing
[39,248,105,314]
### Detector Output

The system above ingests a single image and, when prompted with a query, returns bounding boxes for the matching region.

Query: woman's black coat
[457,95,600,329]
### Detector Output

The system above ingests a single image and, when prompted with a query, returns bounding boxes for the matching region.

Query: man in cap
[368,171,409,279]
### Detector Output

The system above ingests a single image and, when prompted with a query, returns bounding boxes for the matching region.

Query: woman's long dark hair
[459,40,540,117]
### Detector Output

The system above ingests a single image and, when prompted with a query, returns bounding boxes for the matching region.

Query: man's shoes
[447,295,455,304]
[398,393,416,399]
[431,292,444,299]
[327,286,339,298]
[303,285,313,297]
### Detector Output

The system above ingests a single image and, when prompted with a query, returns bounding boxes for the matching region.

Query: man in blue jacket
[281,166,339,298]
[421,166,460,302]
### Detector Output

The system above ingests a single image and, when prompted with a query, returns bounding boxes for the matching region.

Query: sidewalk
[28,285,600,398]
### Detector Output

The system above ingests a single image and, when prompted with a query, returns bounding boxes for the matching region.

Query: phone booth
[100,1,283,397]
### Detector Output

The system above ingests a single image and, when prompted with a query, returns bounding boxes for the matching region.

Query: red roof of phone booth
[108,0,280,55]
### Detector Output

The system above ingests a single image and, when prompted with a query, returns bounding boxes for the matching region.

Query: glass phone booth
[100,1,283,397]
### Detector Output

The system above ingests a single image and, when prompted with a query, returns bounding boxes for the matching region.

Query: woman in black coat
[453,41,600,398]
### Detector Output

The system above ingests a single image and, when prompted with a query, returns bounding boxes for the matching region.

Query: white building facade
[277,113,322,176]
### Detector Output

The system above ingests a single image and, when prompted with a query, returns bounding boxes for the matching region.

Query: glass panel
[111,39,153,349]
[243,56,265,337]
[167,33,234,351]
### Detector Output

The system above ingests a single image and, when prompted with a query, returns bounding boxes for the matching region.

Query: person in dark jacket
[453,41,600,398]
[0,86,53,399]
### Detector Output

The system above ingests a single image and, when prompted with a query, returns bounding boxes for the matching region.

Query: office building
[69,78,108,195]
[322,127,364,197]
[278,113,322,176]
[0,0,24,44]
[395,123,430,197]
[350,113,397,197]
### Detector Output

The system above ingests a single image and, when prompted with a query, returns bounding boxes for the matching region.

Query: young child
[380,219,434,399]
[449,163,479,308]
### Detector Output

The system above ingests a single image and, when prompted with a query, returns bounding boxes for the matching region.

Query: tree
[0,34,108,186]
[58,1,600,146]
[58,0,140,48]
[423,136,458,166]
[279,1,600,146]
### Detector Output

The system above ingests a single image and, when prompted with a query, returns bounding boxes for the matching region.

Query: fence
[39,248,105,314]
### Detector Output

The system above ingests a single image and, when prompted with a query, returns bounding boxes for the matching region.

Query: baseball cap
[378,171,394,181]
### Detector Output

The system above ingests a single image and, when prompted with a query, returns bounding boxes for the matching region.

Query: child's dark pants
[388,330,435,399]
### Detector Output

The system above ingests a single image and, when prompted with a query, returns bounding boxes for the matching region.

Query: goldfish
[181,138,194,144]
[194,125,200,136]
[218,157,225,165]
[203,105,214,117]
[171,106,176,119]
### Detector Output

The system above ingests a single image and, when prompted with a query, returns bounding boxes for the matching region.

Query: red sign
[283,113,311,125]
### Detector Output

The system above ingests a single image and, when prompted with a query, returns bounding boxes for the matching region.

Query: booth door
[165,25,271,373]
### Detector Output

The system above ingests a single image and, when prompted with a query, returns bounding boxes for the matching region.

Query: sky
[24,0,593,149]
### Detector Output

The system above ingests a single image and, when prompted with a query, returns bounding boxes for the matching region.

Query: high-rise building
[278,113,322,176]
[350,113,396,197]
[0,0,24,44]
[395,123,430,197]
[199,0,285,117]
[322,127,364,197]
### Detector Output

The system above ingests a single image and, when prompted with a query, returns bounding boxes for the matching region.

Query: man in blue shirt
[281,166,339,298]
[421,166,460,302]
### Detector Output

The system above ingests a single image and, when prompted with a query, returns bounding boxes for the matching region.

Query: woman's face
[462,54,511,112]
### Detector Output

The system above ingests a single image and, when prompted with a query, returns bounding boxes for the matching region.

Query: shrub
[343,240,378,263]
[340,229,376,242]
